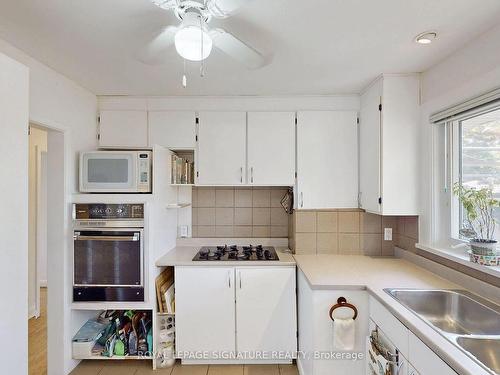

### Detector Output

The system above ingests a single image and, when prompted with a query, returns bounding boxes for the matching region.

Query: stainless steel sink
[384,288,500,375]
[386,289,500,335]
[457,338,500,374]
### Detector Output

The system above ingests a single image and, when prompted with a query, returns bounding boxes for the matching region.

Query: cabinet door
[99,110,148,148]
[197,112,246,185]
[175,266,236,356]
[359,79,382,213]
[409,333,458,375]
[247,112,295,186]
[235,267,296,354]
[148,111,196,149]
[408,364,420,375]
[296,111,358,209]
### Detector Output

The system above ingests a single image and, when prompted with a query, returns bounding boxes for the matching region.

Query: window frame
[442,103,500,243]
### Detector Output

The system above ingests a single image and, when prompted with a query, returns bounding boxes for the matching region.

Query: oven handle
[74,233,140,241]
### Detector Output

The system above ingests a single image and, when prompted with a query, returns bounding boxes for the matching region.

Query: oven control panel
[74,203,144,220]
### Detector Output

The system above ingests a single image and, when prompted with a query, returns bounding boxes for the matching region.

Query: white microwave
[79,151,152,193]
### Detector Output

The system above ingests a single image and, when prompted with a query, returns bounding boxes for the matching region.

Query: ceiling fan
[140,0,266,70]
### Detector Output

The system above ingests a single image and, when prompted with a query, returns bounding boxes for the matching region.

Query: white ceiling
[1,0,500,96]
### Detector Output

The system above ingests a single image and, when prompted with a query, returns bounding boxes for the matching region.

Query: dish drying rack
[367,328,402,375]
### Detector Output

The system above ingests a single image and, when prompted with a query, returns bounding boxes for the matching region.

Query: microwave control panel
[138,153,150,186]
[74,203,144,220]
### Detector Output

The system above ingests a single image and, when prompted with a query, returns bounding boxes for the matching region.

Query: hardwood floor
[70,361,298,375]
[29,287,47,375]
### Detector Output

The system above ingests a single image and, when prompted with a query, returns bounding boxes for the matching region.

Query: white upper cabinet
[296,111,358,209]
[247,112,295,186]
[98,110,148,148]
[360,79,382,214]
[148,111,196,149]
[197,111,247,185]
[360,74,420,215]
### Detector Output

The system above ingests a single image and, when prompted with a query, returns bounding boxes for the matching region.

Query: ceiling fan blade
[207,0,254,18]
[209,28,266,69]
[137,26,177,65]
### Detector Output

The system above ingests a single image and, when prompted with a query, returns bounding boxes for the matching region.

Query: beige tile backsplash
[192,187,290,238]
[395,216,419,253]
[290,210,418,256]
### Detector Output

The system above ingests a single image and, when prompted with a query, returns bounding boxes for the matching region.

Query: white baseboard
[28,306,39,320]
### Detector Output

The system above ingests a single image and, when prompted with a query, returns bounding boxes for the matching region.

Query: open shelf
[71,302,154,311]
[170,149,195,185]
[166,203,191,209]
[80,355,153,360]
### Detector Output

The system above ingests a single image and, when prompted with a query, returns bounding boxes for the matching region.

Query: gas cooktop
[192,245,279,261]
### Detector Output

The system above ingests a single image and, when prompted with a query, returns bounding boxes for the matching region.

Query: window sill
[415,243,500,279]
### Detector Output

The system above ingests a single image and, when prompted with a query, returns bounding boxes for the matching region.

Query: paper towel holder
[329,297,358,321]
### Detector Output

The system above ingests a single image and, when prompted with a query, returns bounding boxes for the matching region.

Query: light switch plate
[384,228,393,241]
[180,225,188,238]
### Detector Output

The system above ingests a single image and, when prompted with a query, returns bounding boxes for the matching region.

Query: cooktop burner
[193,245,279,261]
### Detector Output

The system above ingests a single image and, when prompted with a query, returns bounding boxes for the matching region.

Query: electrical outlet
[384,228,393,241]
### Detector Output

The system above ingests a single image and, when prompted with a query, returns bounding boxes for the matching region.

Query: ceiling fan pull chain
[182,58,187,88]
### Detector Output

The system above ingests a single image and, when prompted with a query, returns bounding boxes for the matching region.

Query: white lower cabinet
[297,271,369,375]
[408,364,420,375]
[408,333,457,375]
[175,266,236,356]
[175,266,296,363]
[369,297,458,375]
[236,267,296,354]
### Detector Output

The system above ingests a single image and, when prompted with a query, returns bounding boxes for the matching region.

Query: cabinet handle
[228,270,231,288]
[239,271,242,289]
[240,167,243,183]
[251,167,254,183]
[300,192,304,208]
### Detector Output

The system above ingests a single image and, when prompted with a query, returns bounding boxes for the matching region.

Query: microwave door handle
[74,234,139,241]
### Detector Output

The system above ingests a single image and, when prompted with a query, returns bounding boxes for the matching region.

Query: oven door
[79,152,137,192]
[73,229,143,287]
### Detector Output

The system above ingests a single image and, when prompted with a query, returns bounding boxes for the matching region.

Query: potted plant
[453,183,499,258]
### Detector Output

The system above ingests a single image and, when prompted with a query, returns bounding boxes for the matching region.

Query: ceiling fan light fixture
[174,12,213,61]
[175,25,213,61]
[415,31,437,45]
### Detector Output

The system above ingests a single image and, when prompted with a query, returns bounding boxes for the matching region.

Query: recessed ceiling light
[415,31,437,45]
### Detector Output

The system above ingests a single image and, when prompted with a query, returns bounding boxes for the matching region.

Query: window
[456,107,500,240]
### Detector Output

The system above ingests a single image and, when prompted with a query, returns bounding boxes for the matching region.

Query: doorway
[28,124,66,375]
[28,124,48,375]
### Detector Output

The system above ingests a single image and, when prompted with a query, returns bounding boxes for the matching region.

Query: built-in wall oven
[73,203,145,302]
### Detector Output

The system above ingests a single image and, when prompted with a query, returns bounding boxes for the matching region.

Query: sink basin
[457,337,500,374]
[385,289,500,335]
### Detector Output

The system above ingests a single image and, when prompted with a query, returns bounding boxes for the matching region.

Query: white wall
[0,52,29,375]
[419,23,500,245]
[0,38,98,193]
[0,38,98,375]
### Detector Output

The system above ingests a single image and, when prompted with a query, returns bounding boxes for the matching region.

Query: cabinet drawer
[369,296,409,358]
[408,332,457,375]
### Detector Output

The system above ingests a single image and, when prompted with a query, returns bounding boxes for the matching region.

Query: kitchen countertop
[155,246,296,266]
[294,254,495,375]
